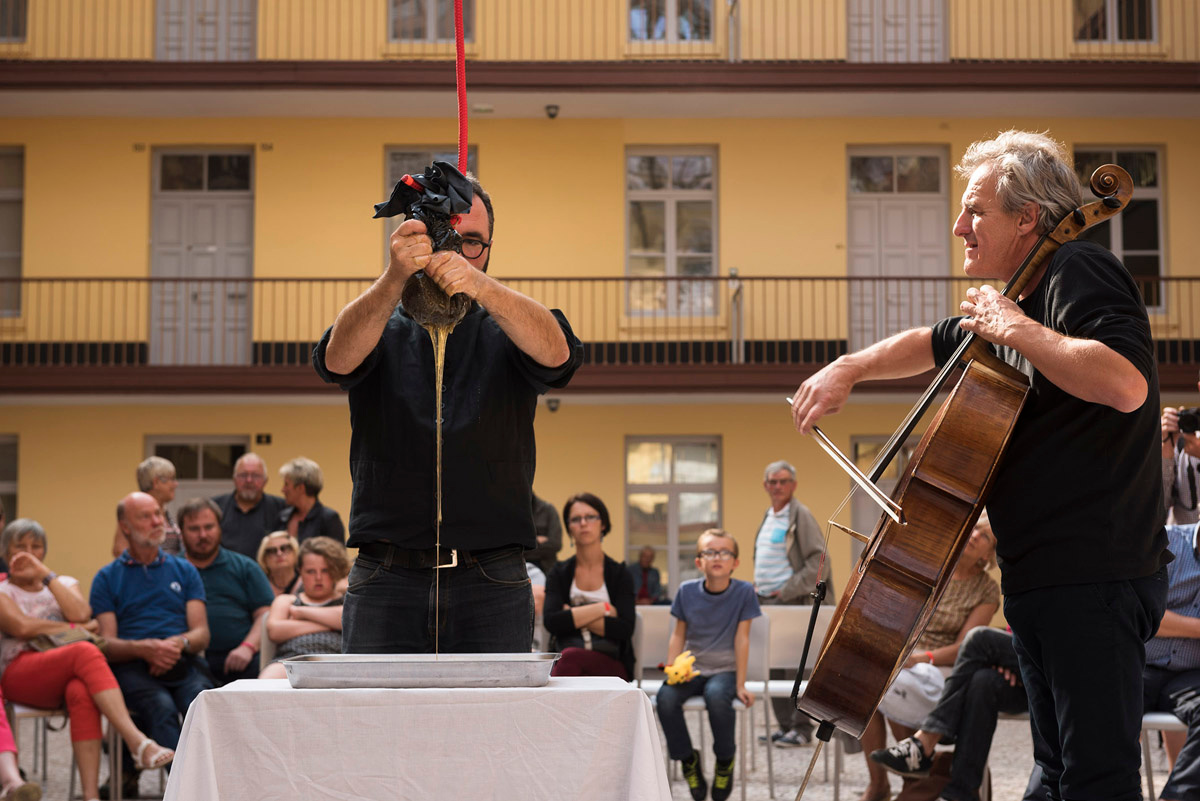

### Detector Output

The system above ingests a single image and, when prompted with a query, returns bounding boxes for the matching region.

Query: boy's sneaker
[773,727,811,747]
[680,750,708,801]
[870,736,933,777]
[711,756,735,801]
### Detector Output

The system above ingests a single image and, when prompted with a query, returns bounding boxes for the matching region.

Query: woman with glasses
[544,493,636,680]
[256,531,301,597]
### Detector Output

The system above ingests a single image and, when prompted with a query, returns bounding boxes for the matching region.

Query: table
[164,676,671,801]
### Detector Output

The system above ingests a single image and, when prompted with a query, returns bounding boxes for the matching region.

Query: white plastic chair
[1141,710,1188,801]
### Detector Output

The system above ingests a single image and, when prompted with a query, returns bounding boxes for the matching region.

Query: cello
[790,164,1135,772]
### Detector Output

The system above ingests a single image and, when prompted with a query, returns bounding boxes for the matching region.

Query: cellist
[791,130,1170,801]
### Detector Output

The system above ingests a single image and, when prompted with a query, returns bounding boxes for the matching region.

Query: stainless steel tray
[283,652,561,689]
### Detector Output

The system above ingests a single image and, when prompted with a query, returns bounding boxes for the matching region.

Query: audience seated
[90,492,212,784]
[211,453,288,559]
[545,493,635,680]
[113,456,181,558]
[526,494,563,576]
[0,687,38,800]
[656,529,760,801]
[628,545,669,606]
[257,531,301,597]
[259,537,349,679]
[0,518,172,801]
[179,498,275,686]
[857,513,1000,801]
[276,458,345,546]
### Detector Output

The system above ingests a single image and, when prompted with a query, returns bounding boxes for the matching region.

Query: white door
[847,149,949,353]
[156,0,256,61]
[150,151,254,366]
[848,0,946,63]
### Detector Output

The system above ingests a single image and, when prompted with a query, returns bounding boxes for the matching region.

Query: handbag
[29,625,107,653]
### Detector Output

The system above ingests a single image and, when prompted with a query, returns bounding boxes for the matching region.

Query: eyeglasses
[460,238,492,259]
[568,513,601,526]
[699,549,736,560]
[234,472,266,482]
[264,546,293,556]
[765,478,794,487]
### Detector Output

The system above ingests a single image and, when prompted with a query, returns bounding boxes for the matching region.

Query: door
[150,151,254,366]
[847,148,949,353]
[848,0,945,63]
[157,0,256,61]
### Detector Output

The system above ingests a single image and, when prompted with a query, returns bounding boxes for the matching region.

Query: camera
[1179,407,1200,435]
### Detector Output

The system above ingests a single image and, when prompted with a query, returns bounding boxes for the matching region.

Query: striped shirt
[754,506,793,596]
[1147,522,1200,670]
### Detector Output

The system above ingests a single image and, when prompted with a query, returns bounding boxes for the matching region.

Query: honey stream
[426,323,453,657]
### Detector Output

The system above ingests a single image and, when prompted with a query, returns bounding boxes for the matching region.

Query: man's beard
[236,487,262,505]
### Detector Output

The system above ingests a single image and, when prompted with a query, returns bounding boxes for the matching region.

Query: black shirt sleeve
[312,324,385,391]
[504,309,584,393]
[930,316,969,369]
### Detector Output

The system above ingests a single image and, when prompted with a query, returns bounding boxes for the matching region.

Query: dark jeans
[111,656,212,767]
[204,649,260,686]
[342,546,533,653]
[1005,568,1167,801]
[1143,664,1200,800]
[657,670,739,761]
[921,626,1028,801]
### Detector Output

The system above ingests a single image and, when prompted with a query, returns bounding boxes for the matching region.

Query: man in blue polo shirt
[179,496,274,685]
[92,491,212,770]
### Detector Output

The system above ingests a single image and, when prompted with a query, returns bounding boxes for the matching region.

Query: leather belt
[358,541,515,570]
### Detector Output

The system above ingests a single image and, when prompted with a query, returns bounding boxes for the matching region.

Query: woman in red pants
[0,519,173,801]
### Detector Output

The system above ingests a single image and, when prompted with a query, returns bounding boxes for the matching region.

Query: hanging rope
[454,0,468,172]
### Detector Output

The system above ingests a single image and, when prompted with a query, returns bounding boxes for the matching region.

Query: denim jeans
[1005,568,1167,801]
[921,626,1028,801]
[656,670,739,761]
[111,656,212,757]
[342,545,534,653]
[204,649,260,686]
[1143,664,1200,800]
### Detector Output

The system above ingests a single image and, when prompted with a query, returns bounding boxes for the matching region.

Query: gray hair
[136,456,176,492]
[1,518,47,556]
[955,130,1083,235]
[235,452,267,476]
[763,460,796,482]
[280,457,323,497]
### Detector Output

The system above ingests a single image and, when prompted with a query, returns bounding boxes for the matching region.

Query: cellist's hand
[790,358,864,434]
[958,285,1032,347]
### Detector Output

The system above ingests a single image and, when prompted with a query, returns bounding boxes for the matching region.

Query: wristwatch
[41,572,57,587]
[180,635,191,654]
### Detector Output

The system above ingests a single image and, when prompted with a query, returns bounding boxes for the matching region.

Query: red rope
[454,0,467,173]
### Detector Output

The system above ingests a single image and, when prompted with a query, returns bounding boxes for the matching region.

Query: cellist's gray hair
[956,130,1083,235]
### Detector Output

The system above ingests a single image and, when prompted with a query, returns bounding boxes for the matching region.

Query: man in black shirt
[314,174,582,654]
[211,453,288,560]
[790,130,1168,801]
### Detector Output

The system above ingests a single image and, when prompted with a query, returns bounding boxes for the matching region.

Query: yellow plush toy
[664,650,701,685]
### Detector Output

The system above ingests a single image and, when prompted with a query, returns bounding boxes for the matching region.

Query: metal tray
[283,652,561,689]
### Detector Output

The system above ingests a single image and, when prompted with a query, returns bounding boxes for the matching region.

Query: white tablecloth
[164,676,671,801]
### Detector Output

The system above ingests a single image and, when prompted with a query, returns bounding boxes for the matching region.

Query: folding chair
[1141,710,1188,801]
[634,605,673,696]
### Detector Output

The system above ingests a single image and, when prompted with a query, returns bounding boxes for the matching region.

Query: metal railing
[1,275,1197,370]
[0,0,1194,64]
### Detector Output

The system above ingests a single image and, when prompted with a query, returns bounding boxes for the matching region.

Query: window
[0,436,15,523]
[384,146,478,258]
[390,0,474,43]
[1074,0,1155,42]
[1073,147,1164,307]
[0,0,26,42]
[625,436,721,597]
[626,148,717,315]
[849,153,942,195]
[0,149,21,314]
[629,0,712,43]
[159,153,252,192]
[147,436,250,513]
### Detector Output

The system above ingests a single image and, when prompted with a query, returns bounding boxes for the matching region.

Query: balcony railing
[0,0,1195,64]
[1,276,1197,391]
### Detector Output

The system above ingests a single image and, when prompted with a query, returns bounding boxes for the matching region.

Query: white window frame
[624,435,722,598]
[1073,146,1165,311]
[0,435,16,522]
[0,0,27,43]
[625,146,719,317]
[628,0,714,44]
[383,146,479,263]
[389,0,474,44]
[146,435,252,517]
[1074,0,1157,44]
[0,147,23,316]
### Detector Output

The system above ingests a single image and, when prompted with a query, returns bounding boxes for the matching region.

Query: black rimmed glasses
[568,513,601,526]
[460,238,492,259]
[699,549,736,560]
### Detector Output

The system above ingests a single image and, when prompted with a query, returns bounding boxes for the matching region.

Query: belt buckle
[435,548,458,569]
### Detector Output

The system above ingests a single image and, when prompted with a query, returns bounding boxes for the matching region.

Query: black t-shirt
[212,492,289,560]
[930,240,1168,594]
[313,303,582,551]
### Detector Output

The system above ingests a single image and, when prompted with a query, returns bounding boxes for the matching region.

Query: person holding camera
[1162,374,1200,526]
